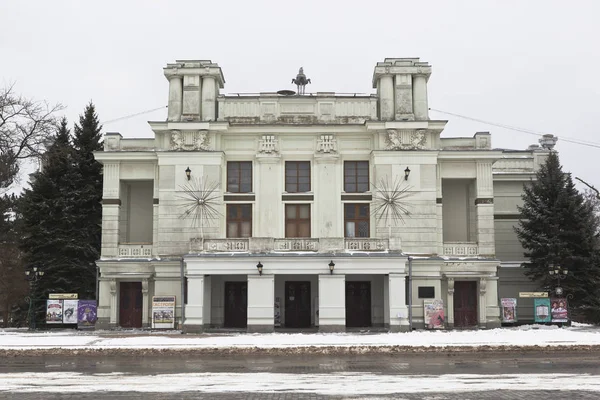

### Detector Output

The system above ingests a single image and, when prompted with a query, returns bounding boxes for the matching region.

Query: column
[394,74,414,121]
[247,274,275,333]
[412,74,428,120]
[167,75,183,121]
[182,75,202,120]
[446,278,455,328]
[152,164,159,257]
[141,279,149,328]
[318,274,346,332]
[184,275,205,333]
[388,273,409,332]
[379,75,394,121]
[478,278,487,328]
[101,162,120,257]
[485,277,501,328]
[201,76,216,121]
[475,162,495,256]
[436,164,443,255]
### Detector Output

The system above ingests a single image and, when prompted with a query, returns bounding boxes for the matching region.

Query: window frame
[344,161,369,193]
[227,161,253,193]
[344,203,370,238]
[285,204,311,238]
[285,161,311,193]
[226,204,252,238]
[418,286,435,299]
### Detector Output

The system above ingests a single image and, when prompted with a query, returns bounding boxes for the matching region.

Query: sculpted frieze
[170,130,210,151]
[385,129,427,150]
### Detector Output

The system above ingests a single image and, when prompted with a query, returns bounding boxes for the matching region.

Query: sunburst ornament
[177,176,222,238]
[371,175,413,228]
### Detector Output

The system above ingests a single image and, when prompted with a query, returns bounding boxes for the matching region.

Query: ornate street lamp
[25,266,45,330]
[256,261,263,276]
[328,260,335,275]
[548,264,568,295]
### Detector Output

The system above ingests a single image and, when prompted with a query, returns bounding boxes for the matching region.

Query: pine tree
[515,152,600,322]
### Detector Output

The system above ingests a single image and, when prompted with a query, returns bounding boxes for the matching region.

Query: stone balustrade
[443,242,479,257]
[118,244,153,258]
[344,238,389,251]
[274,238,320,252]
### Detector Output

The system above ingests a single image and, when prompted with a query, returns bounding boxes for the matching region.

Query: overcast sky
[2,0,599,191]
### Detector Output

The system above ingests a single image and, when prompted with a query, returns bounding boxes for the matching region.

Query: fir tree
[515,152,600,322]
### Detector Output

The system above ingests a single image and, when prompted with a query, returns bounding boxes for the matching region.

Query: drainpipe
[408,256,413,331]
[95,264,100,302]
[180,257,185,332]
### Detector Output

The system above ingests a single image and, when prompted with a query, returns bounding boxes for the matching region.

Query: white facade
[94,58,554,332]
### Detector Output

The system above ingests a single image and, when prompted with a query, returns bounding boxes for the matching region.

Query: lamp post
[548,264,568,296]
[25,266,44,330]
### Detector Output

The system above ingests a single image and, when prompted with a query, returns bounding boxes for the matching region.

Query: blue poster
[534,298,551,323]
[77,300,97,330]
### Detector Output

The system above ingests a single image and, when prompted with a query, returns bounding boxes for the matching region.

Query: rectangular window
[226,204,252,238]
[285,161,311,193]
[227,161,252,193]
[418,286,435,299]
[344,161,369,193]
[285,204,311,238]
[344,203,370,237]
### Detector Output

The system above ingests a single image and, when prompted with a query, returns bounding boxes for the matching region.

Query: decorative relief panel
[170,130,210,151]
[317,134,337,153]
[385,129,427,150]
[258,135,279,154]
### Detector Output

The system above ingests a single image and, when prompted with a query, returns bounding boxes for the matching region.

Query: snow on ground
[1,371,600,394]
[0,324,600,350]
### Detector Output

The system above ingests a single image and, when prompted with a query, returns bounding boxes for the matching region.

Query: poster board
[77,300,97,330]
[46,300,63,324]
[424,299,445,329]
[152,296,176,329]
[501,298,517,323]
[62,300,78,324]
[534,298,552,323]
[550,298,569,323]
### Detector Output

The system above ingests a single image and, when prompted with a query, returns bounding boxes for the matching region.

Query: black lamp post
[256,261,263,276]
[328,260,335,274]
[549,264,568,296]
[25,266,44,330]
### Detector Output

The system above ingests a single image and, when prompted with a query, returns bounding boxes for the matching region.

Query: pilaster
[167,75,183,121]
[378,75,394,121]
[318,274,346,332]
[485,277,501,328]
[255,154,282,238]
[476,161,495,256]
[412,74,428,120]
[247,274,275,333]
[394,74,414,120]
[141,279,149,328]
[478,278,487,328]
[184,275,205,333]
[389,273,409,332]
[109,279,117,326]
[314,154,341,238]
[446,278,454,328]
[182,75,202,120]
[201,76,216,121]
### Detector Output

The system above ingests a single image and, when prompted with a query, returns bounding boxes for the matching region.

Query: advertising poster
[501,298,517,323]
[534,298,552,323]
[152,296,176,329]
[274,297,281,327]
[77,300,97,330]
[424,299,445,329]
[62,299,79,324]
[551,298,569,323]
[46,300,63,324]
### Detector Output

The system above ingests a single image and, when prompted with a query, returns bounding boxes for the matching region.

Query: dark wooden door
[224,282,247,328]
[346,281,372,327]
[285,281,311,328]
[454,281,478,328]
[119,282,142,328]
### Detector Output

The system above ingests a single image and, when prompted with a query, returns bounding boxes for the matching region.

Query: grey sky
[2,0,599,190]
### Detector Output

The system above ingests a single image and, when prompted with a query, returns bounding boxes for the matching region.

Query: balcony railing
[344,238,388,251]
[443,242,479,257]
[202,238,250,252]
[118,244,153,258]
[274,238,319,252]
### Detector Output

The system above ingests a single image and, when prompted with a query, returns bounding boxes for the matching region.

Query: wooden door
[224,282,247,328]
[454,281,478,328]
[119,282,142,328]
[285,281,311,328]
[346,281,372,327]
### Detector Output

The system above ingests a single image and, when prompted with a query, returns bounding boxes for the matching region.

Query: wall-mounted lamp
[404,167,411,180]
[256,261,263,275]
[185,166,191,181]
[329,260,335,274]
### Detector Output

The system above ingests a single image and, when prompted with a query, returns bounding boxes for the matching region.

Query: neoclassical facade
[94,58,552,332]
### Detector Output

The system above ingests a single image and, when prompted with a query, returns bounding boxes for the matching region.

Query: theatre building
[94,58,553,332]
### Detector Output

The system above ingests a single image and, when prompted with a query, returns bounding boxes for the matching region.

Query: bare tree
[0,84,63,192]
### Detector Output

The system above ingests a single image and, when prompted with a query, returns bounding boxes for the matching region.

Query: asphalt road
[1,351,599,399]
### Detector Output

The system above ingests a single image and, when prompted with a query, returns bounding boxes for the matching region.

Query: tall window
[285,161,310,192]
[285,204,311,238]
[227,204,252,238]
[344,161,369,193]
[344,204,370,237]
[227,161,252,193]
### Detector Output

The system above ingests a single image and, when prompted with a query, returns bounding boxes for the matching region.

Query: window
[227,162,252,193]
[418,286,435,299]
[227,204,252,238]
[285,204,311,238]
[344,203,370,237]
[344,161,369,193]
[285,161,311,193]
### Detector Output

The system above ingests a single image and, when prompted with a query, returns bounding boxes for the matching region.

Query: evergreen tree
[515,152,600,322]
